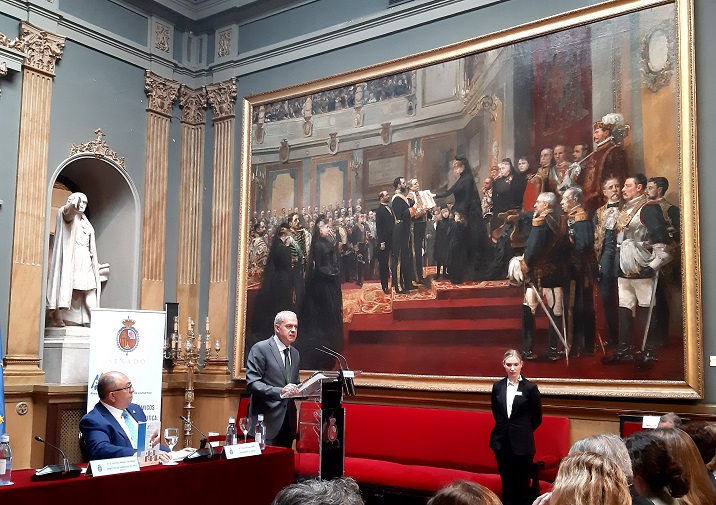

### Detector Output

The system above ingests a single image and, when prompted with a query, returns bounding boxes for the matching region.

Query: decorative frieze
[205,77,237,120]
[69,128,126,170]
[217,29,231,58]
[155,22,171,53]
[179,86,207,126]
[144,70,180,116]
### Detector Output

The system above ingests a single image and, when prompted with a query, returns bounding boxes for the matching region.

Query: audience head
[551,451,630,505]
[453,156,470,175]
[680,421,716,466]
[625,431,689,501]
[658,412,682,428]
[652,427,716,505]
[427,480,501,505]
[569,434,633,482]
[272,477,364,505]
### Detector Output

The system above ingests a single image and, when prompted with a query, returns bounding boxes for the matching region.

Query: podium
[283,369,360,479]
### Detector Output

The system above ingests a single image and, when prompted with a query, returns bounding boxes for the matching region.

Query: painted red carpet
[340,275,684,382]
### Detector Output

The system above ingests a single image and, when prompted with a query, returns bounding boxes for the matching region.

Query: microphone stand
[318,346,356,396]
[32,436,82,480]
[179,415,221,462]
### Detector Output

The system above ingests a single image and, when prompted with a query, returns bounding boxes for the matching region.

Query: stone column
[140,71,179,310]
[5,23,64,385]
[204,78,237,375]
[176,86,207,333]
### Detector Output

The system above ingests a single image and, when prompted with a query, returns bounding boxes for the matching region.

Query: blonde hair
[653,428,716,505]
[427,481,501,505]
[569,434,633,481]
[502,349,522,365]
[551,452,630,505]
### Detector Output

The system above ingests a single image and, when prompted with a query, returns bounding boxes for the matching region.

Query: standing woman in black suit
[489,349,542,505]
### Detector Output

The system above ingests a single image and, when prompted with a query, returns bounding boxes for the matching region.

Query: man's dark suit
[490,377,542,505]
[375,203,395,292]
[80,402,146,460]
[391,194,414,292]
[246,336,300,447]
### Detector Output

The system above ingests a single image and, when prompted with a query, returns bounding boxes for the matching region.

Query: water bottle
[225,417,238,446]
[0,434,12,486]
[255,414,266,450]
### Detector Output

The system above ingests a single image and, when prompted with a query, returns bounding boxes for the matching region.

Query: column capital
[19,22,65,76]
[179,85,207,125]
[144,70,180,117]
[205,77,237,120]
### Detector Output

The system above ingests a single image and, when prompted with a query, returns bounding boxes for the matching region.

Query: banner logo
[117,318,139,355]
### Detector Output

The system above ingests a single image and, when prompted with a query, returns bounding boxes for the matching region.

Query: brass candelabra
[164,316,220,448]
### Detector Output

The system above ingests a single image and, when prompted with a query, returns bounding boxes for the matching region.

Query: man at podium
[246,311,301,448]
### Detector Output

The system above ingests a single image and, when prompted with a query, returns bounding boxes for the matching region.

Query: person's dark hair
[272,477,364,505]
[454,156,470,173]
[393,176,403,189]
[631,173,648,190]
[648,176,669,195]
[427,480,501,505]
[625,432,689,498]
[252,222,264,234]
[681,421,716,465]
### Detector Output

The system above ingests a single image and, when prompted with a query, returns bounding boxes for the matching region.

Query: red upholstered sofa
[295,403,570,499]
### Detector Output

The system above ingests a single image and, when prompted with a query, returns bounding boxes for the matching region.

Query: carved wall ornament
[205,77,238,120]
[477,94,498,122]
[155,22,171,53]
[16,402,28,415]
[328,132,339,154]
[218,29,231,58]
[179,85,207,125]
[144,70,180,116]
[19,22,65,75]
[0,61,6,76]
[254,124,265,144]
[279,139,290,163]
[641,19,675,92]
[381,122,392,145]
[303,117,313,137]
[0,33,23,51]
[70,128,126,170]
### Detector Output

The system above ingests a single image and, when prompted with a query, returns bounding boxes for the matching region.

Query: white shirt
[100,400,137,449]
[506,376,522,418]
[273,335,291,367]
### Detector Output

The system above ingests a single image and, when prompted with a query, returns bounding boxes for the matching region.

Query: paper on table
[170,448,197,461]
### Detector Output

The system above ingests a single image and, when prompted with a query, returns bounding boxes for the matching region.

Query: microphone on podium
[32,436,82,480]
[316,346,355,396]
[179,415,221,462]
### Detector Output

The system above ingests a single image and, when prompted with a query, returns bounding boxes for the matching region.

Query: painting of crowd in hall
[238,0,701,397]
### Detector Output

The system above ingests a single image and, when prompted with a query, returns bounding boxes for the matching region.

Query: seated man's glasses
[112,383,133,392]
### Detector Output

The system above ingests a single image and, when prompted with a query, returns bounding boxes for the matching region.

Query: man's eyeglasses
[111,383,133,392]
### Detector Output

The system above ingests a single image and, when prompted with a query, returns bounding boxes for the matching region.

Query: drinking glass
[238,417,250,443]
[163,427,179,465]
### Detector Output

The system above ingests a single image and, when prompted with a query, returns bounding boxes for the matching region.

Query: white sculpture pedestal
[43,326,91,384]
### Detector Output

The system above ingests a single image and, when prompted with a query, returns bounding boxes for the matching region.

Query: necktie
[283,348,291,382]
[607,202,620,208]
[122,410,138,448]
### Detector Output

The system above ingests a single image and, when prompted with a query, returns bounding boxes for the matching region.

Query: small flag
[0,326,5,434]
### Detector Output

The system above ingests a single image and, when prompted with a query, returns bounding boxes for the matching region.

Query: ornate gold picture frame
[234,0,701,399]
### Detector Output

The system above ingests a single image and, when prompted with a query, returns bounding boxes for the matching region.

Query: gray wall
[0,0,713,404]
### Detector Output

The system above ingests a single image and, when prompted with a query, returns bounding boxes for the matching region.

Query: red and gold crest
[117,318,140,354]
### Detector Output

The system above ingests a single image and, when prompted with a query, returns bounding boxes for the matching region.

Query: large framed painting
[234,0,701,398]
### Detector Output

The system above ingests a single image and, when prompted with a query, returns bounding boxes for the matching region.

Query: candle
[205,316,210,334]
[215,339,221,352]
[173,316,178,332]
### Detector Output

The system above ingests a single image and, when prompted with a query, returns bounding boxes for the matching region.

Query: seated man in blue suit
[80,371,170,462]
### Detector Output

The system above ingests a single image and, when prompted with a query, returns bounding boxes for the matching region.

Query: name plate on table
[89,456,140,477]
[223,442,262,459]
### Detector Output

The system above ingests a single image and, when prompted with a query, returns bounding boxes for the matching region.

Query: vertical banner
[86,309,165,425]
[0,326,5,435]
